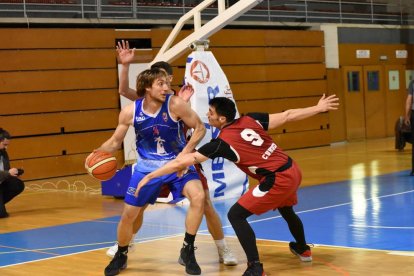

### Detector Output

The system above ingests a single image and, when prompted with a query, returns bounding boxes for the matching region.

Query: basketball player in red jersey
[134,95,339,276]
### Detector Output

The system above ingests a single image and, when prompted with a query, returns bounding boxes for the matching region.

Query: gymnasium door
[343,65,387,140]
[362,65,386,139]
[343,66,365,140]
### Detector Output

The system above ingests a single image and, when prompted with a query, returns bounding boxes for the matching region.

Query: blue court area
[1,170,413,267]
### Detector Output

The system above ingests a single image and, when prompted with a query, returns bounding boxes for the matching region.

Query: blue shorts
[124,166,200,207]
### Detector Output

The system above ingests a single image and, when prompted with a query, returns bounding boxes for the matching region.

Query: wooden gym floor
[1,137,413,275]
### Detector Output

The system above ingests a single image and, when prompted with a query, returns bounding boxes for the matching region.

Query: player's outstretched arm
[134,152,208,197]
[268,94,339,130]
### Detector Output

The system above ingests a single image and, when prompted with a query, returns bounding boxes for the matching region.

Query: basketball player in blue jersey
[105,40,238,266]
[87,68,206,276]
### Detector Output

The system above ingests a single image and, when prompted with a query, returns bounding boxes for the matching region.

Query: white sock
[130,233,137,245]
[214,239,227,251]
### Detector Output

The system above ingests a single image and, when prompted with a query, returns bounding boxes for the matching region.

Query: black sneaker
[289,241,312,262]
[243,261,266,276]
[178,244,201,275]
[104,251,128,276]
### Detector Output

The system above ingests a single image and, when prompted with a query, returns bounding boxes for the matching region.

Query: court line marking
[349,225,414,229]
[0,231,186,255]
[0,233,184,268]
[242,189,414,225]
[91,219,187,231]
[2,189,413,267]
[388,251,414,256]
[0,244,59,256]
[251,238,414,256]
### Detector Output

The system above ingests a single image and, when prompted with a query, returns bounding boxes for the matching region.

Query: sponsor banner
[184,51,249,201]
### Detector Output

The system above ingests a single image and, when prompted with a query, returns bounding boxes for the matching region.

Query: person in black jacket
[0,128,25,218]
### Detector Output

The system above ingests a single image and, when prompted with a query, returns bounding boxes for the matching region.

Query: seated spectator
[0,128,25,218]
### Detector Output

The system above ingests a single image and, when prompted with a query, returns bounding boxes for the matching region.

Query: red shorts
[237,161,302,215]
[194,163,209,190]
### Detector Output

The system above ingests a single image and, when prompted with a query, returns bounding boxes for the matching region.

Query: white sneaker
[218,247,238,266]
[106,242,136,258]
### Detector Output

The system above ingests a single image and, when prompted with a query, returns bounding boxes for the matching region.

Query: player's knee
[194,190,205,207]
[278,206,294,219]
[227,203,243,225]
[121,209,139,224]
[228,202,252,225]
[188,188,205,209]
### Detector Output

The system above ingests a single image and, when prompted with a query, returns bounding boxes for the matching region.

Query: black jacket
[0,149,10,183]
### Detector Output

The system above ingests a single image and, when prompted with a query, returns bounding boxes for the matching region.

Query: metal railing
[0,0,413,25]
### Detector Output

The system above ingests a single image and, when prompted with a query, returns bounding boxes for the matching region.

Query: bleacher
[0,0,412,25]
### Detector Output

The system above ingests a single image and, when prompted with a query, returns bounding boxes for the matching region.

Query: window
[347,71,360,92]
[367,71,379,91]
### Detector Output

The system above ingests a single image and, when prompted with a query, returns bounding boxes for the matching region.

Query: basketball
[86,151,117,181]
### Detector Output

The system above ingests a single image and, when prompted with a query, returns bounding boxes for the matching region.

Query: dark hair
[151,61,173,76]
[0,128,11,141]
[135,68,168,98]
[209,97,237,122]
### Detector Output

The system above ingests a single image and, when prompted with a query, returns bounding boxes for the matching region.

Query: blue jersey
[133,94,187,172]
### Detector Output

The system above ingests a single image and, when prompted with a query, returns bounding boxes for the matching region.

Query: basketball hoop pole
[151,0,263,65]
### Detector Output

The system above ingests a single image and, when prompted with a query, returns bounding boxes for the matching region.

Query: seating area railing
[0,0,413,25]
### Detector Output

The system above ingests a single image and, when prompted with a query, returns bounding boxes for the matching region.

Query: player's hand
[317,94,339,112]
[134,176,149,197]
[252,186,268,197]
[84,149,98,169]
[116,40,135,65]
[177,84,194,103]
[176,168,189,178]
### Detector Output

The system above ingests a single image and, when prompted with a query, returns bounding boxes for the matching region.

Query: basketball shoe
[104,251,127,276]
[242,261,266,276]
[218,247,238,265]
[289,241,312,262]
[178,243,201,275]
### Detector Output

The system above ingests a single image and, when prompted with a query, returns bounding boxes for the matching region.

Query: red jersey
[218,116,290,180]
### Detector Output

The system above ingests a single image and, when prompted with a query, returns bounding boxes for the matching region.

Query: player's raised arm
[268,94,339,130]
[116,40,139,101]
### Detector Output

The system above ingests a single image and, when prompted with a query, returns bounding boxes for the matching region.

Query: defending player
[134,95,339,275]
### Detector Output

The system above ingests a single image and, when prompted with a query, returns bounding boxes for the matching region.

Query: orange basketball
[86,151,117,181]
